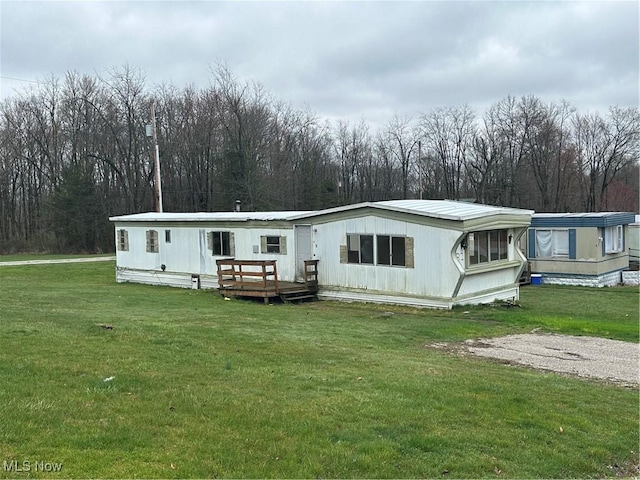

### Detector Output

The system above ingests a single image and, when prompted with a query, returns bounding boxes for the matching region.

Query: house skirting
[537,270,623,287]
[115,267,218,290]
[116,267,521,308]
[622,271,640,286]
[318,285,519,310]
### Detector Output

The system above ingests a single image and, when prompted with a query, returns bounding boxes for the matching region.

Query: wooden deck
[216,259,319,303]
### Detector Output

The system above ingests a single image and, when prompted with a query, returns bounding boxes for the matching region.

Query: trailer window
[146,230,159,253]
[469,229,508,265]
[212,231,232,256]
[259,235,287,255]
[117,229,129,251]
[604,225,623,254]
[347,234,374,264]
[534,229,568,258]
[377,235,406,266]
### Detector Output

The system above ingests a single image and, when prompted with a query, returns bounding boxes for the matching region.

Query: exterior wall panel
[312,215,460,298]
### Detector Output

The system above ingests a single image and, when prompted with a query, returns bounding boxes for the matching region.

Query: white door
[295,225,313,282]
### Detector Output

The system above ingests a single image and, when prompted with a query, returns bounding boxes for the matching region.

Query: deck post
[272,261,279,294]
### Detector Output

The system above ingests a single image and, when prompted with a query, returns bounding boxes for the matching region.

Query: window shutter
[405,236,414,269]
[339,245,347,263]
[601,228,606,257]
[527,229,536,259]
[260,236,267,254]
[279,236,287,255]
[207,231,213,252]
[229,232,235,257]
[146,230,151,252]
[568,229,576,259]
[622,226,625,252]
[117,229,129,251]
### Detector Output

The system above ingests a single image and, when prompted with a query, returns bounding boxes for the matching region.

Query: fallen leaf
[494,466,502,475]
[170,463,176,470]
[559,426,564,433]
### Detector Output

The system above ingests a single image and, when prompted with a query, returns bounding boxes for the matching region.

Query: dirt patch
[431,333,639,386]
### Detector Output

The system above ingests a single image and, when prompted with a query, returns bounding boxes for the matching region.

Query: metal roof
[109,211,315,222]
[531,212,636,228]
[290,200,533,221]
[110,200,533,224]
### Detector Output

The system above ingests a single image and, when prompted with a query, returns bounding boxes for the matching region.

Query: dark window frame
[212,231,232,256]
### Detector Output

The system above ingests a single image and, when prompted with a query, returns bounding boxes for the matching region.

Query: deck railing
[216,259,280,292]
[303,259,319,290]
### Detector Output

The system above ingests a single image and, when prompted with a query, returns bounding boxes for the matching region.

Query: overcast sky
[1,1,638,128]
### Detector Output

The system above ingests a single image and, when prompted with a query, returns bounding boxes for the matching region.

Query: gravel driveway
[435,333,639,385]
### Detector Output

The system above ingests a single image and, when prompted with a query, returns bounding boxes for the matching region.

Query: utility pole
[418,140,423,200]
[147,102,163,213]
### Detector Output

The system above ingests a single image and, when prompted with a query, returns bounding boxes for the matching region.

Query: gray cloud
[1,1,637,128]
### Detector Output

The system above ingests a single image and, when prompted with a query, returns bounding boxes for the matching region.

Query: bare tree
[419,105,475,200]
[572,106,640,211]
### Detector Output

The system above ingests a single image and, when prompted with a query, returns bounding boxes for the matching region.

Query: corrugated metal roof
[109,211,316,222]
[290,200,533,221]
[375,200,533,220]
[110,200,533,224]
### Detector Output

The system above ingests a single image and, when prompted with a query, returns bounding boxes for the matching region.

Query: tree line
[0,65,638,253]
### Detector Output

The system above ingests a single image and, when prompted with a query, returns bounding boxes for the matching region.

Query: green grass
[0,253,114,262]
[0,261,637,478]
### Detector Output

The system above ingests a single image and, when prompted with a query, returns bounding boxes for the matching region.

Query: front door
[295,225,313,282]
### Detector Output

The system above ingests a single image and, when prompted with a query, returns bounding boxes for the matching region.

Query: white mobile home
[110,200,533,308]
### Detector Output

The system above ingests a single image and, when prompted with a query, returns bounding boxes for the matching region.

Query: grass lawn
[0,261,637,478]
[0,254,114,262]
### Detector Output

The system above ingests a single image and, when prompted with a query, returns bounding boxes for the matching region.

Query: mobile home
[525,212,635,287]
[110,200,533,308]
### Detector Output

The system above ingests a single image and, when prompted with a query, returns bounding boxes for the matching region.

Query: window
[347,234,374,264]
[260,235,286,254]
[209,231,234,256]
[117,229,128,251]
[341,234,414,268]
[146,230,159,253]
[377,235,406,266]
[605,225,623,254]
[535,229,568,258]
[165,230,171,243]
[469,229,509,265]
